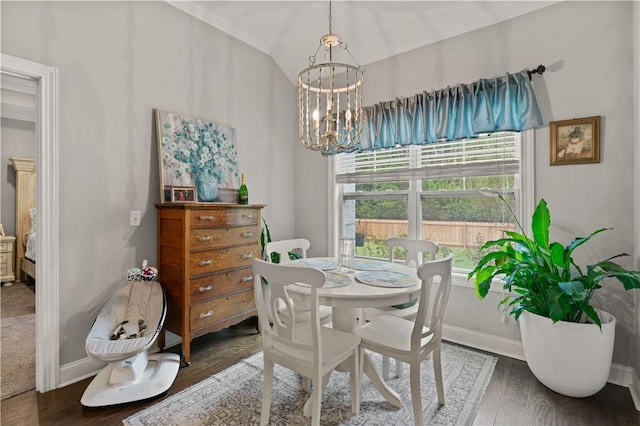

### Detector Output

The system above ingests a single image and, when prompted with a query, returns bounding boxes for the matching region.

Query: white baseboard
[58,357,104,388]
[165,330,182,349]
[628,367,640,411]
[443,324,525,361]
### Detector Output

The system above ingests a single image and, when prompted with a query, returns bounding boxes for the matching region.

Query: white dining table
[286,257,420,409]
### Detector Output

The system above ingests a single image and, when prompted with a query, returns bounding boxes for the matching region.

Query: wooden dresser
[156,203,265,364]
[1,235,16,283]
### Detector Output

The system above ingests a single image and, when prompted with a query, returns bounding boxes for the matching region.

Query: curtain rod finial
[527,65,546,80]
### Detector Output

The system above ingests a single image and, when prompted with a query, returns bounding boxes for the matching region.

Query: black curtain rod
[527,64,546,80]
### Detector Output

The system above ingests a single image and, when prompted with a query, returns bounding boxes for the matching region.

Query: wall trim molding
[1,54,60,393]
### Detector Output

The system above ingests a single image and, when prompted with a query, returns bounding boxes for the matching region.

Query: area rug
[123,343,497,426]
[1,313,36,399]
[1,282,36,400]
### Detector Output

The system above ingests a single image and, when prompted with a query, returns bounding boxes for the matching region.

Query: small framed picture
[550,116,600,165]
[170,186,197,203]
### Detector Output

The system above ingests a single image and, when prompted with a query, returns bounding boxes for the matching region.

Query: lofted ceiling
[168,1,559,85]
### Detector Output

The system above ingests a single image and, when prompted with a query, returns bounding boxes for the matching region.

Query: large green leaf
[546,287,571,321]
[558,280,585,297]
[532,199,550,251]
[565,228,609,256]
[550,242,566,268]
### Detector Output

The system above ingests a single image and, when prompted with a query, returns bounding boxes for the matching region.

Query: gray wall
[296,1,638,367]
[1,1,298,364]
[2,0,639,375]
[1,118,36,236]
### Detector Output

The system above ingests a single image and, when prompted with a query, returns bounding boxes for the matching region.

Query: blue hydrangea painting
[156,110,240,202]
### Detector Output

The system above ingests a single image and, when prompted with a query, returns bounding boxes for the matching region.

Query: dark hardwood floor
[2,317,639,425]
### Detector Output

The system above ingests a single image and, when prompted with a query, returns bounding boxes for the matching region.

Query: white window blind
[336,133,519,184]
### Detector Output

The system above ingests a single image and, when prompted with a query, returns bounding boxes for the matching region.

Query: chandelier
[298,0,364,154]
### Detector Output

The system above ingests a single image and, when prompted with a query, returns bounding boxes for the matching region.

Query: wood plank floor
[2,317,639,425]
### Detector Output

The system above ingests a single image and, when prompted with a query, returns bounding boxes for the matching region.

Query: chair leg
[395,359,404,378]
[260,359,274,426]
[409,359,423,426]
[310,372,323,426]
[382,355,390,380]
[302,376,311,393]
[433,345,445,405]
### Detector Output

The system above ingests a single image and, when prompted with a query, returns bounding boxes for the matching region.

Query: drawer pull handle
[198,235,214,241]
[199,215,214,220]
[199,311,213,319]
[199,259,213,266]
[243,253,254,259]
[247,214,254,219]
[199,285,213,292]
[242,276,253,282]
[242,232,253,238]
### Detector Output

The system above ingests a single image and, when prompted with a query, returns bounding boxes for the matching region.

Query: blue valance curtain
[359,70,543,151]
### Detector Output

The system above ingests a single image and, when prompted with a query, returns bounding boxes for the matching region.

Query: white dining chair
[354,255,453,426]
[365,237,439,380]
[252,259,361,426]
[264,239,332,326]
[264,239,332,392]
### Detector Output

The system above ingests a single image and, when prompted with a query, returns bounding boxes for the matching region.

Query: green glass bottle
[238,173,249,204]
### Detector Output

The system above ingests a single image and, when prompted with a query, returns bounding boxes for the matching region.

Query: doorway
[1,54,59,392]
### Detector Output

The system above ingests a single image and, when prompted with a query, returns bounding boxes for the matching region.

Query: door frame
[2,54,60,392]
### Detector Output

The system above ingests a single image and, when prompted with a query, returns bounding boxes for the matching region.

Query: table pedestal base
[302,306,402,417]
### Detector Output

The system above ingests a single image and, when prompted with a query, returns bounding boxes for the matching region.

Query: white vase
[519,309,615,398]
[195,171,218,202]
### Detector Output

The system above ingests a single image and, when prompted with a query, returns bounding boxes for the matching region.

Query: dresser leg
[181,341,191,367]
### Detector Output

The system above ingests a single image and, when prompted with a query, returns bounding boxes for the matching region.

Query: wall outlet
[130,210,141,227]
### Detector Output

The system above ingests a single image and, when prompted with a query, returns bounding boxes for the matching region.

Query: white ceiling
[168,1,559,84]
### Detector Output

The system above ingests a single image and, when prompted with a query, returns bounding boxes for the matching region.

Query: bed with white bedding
[10,157,36,282]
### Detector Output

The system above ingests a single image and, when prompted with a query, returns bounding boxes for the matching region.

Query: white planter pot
[519,309,615,398]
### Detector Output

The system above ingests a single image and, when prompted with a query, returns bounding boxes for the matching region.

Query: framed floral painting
[155,109,241,202]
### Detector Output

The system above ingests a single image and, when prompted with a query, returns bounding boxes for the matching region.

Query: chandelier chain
[328,0,333,34]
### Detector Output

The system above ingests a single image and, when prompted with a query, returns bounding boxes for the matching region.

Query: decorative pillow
[29,207,36,232]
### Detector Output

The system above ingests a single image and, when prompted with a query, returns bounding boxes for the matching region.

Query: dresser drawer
[190,289,256,330]
[189,244,261,275]
[190,225,260,251]
[189,267,255,303]
[190,208,259,228]
[0,240,14,253]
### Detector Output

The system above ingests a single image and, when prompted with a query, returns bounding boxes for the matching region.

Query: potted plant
[468,195,640,397]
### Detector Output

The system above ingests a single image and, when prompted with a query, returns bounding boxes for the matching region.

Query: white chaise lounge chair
[81,279,180,407]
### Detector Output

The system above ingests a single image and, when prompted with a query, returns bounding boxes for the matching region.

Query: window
[334,131,533,272]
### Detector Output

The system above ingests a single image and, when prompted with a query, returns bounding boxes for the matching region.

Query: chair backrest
[252,258,326,363]
[386,237,439,268]
[412,255,453,349]
[265,238,311,264]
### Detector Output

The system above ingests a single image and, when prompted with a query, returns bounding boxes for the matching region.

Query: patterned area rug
[124,343,497,426]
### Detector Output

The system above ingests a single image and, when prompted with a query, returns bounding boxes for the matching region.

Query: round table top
[286,258,420,309]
